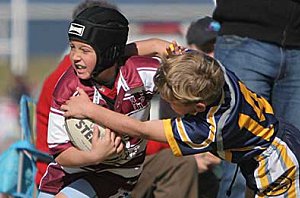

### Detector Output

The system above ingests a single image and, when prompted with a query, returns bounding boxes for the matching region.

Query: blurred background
[0,0,215,153]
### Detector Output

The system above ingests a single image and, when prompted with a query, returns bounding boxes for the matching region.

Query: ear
[195,102,206,112]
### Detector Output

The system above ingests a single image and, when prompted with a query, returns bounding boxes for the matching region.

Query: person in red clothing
[35,55,71,186]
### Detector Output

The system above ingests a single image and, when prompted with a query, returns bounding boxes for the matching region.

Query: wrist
[86,151,103,165]
[84,102,94,118]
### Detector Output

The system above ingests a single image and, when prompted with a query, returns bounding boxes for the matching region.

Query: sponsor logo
[69,23,85,36]
[75,119,93,142]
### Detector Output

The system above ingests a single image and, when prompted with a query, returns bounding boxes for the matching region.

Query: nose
[70,50,81,62]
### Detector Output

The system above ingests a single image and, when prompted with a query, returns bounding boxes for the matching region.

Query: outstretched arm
[61,88,167,142]
[125,38,178,58]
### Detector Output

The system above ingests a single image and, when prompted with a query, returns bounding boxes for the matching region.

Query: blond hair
[154,50,225,105]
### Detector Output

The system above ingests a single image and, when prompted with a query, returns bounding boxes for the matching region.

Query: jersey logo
[130,92,147,110]
[69,23,85,36]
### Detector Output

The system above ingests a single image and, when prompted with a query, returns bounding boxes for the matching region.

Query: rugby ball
[65,118,106,151]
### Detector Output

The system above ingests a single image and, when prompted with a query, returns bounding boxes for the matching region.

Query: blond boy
[62,50,300,197]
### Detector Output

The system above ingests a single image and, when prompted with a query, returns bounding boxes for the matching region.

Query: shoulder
[124,55,160,69]
[52,67,79,108]
[118,56,159,91]
[120,56,160,79]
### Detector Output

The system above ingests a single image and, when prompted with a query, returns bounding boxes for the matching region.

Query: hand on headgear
[165,41,186,57]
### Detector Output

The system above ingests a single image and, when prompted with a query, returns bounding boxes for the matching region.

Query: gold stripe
[176,118,189,143]
[256,155,269,193]
[238,114,274,141]
[163,119,182,156]
[177,106,218,149]
[228,146,265,152]
[239,82,274,121]
[224,151,232,161]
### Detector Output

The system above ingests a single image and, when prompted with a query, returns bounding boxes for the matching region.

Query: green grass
[0,56,59,97]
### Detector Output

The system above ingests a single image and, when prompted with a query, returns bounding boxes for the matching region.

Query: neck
[93,66,119,89]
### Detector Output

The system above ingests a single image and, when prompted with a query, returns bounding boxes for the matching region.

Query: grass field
[0,56,59,97]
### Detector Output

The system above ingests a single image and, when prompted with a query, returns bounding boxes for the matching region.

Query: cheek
[85,55,97,71]
[170,105,183,115]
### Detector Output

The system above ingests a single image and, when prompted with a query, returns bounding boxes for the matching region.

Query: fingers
[92,126,124,156]
[166,44,175,55]
[92,125,100,144]
[116,141,124,154]
[61,104,72,118]
[103,128,111,141]
[63,111,71,118]
[165,42,185,57]
[114,136,122,147]
[110,129,116,142]
[205,153,221,165]
[61,104,68,111]
[195,157,209,173]
[108,130,124,154]
[77,87,88,97]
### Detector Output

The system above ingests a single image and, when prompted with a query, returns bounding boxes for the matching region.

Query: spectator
[186,16,220,56]
[62,50,300,198]
[212,1,300,197]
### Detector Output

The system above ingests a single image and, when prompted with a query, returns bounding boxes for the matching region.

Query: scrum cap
[68,6,129,75]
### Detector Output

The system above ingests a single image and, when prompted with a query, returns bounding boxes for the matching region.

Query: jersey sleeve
[47,67,78,156]
[120,56,160,94]
[163,114,215,157]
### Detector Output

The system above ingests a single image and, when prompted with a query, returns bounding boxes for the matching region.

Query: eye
[69,43,75,49]
[82,49,91,53]
[80,47,93,54]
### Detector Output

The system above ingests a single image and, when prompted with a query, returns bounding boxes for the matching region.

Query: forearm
[126,38,170,57]
[56,146,103,167]
[85,102,143,137]
[84,102,167,142]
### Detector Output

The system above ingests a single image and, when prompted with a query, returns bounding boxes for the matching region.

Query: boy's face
[69,40,97,80]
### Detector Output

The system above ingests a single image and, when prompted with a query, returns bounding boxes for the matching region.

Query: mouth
[75,64,87,70]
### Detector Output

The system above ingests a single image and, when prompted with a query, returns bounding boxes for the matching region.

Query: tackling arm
[62,88,167,142]
[124,38,172,58]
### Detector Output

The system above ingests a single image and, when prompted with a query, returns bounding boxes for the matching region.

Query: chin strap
[92,45,124,77]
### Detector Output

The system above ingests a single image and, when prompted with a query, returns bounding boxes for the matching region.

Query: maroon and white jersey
[39,56,160,194]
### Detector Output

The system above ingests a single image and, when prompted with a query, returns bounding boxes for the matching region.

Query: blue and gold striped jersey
[163,66,278,163]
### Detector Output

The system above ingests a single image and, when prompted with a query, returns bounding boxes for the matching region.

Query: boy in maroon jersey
[38,6,170,197]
